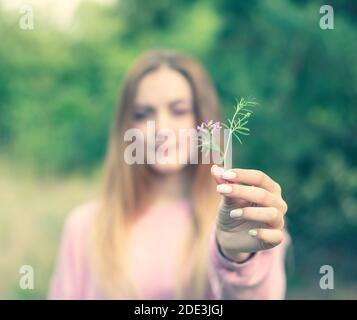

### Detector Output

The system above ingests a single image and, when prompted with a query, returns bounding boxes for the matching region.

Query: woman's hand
[211,165,288,263]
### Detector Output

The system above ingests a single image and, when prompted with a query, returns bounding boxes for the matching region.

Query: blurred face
[132,66,196,174]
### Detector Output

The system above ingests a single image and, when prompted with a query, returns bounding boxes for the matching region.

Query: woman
[48,49,289,300]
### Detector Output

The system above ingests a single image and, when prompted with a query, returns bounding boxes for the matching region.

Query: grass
[0,158,100,299]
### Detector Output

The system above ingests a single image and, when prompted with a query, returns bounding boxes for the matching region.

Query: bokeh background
[0,0,356,299]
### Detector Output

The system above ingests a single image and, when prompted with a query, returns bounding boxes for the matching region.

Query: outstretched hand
[211,165,288,262]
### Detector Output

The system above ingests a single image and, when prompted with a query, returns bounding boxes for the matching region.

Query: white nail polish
[248,229,258,237]
[222,170,236,180]
[230,209,243,218]
[217,184,232,194]
[214,166,224,176]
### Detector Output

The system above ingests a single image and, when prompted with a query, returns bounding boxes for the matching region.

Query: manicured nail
[213,165,224,176]
[230,209,243,218]
[248,229,258,237]
[222,170,236,180]
[216,184,232,194]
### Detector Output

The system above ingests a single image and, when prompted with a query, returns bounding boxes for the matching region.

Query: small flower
[197,120,222,133]
[197,120,223,160]
[195,97,258,168]
[212,122,222,131]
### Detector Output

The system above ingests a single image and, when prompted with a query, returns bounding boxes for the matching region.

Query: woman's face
[132,66,196,174]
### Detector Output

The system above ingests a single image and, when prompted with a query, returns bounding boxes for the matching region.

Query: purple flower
[197,120,221,133]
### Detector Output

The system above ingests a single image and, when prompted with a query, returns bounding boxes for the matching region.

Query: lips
[155,142,176,151]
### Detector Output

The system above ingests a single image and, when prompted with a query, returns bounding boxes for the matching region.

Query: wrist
[215,231,253,263]
[220,246,252,263]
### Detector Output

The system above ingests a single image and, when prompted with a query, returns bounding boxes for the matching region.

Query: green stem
[222,105,240,170]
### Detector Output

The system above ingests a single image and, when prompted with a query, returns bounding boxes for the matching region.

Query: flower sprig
[197,120,223,159]
[197,97,258,169]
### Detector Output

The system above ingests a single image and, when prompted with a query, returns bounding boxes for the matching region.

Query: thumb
[210,164,225,185]
[211,164,236,211]
[211,165,235,207]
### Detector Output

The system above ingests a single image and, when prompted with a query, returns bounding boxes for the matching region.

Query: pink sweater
[48,199,290,299]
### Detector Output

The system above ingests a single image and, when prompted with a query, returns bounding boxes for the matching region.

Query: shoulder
[65,200,99,229]
[61,199,100,244]
[57,199,101,268]
[48,200,101,299]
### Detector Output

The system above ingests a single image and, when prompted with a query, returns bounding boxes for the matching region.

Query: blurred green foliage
[0,0,356,297]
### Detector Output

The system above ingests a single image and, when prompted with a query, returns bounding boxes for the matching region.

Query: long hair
[90,49,221,299]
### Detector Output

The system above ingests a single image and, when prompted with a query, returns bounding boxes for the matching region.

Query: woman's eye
[172,108,192,116]
[133,108,154,121]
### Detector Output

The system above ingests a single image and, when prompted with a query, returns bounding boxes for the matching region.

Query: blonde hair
[90,49,221,299]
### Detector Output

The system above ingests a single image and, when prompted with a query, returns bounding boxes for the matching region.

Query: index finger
[220,168,282,194]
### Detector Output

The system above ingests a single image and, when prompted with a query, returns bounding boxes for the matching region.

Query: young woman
[48,49,290,300]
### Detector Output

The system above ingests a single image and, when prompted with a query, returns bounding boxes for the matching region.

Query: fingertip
[222,170,237,180]
[258,229,283,246]
[211,164,226,185]
[213,165,224,176]
[211,164,217,175]
[230,208,243,218]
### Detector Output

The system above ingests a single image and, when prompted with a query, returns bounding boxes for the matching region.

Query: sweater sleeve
[207,224,290,300]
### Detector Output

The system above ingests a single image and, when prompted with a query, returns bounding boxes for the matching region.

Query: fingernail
[216,184,232,194]
[230,209,243,218]
[248,229,258,237]
[222,170,236,180]
[214,166,224,176]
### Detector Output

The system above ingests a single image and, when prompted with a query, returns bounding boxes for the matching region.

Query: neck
[151,167,191,206]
